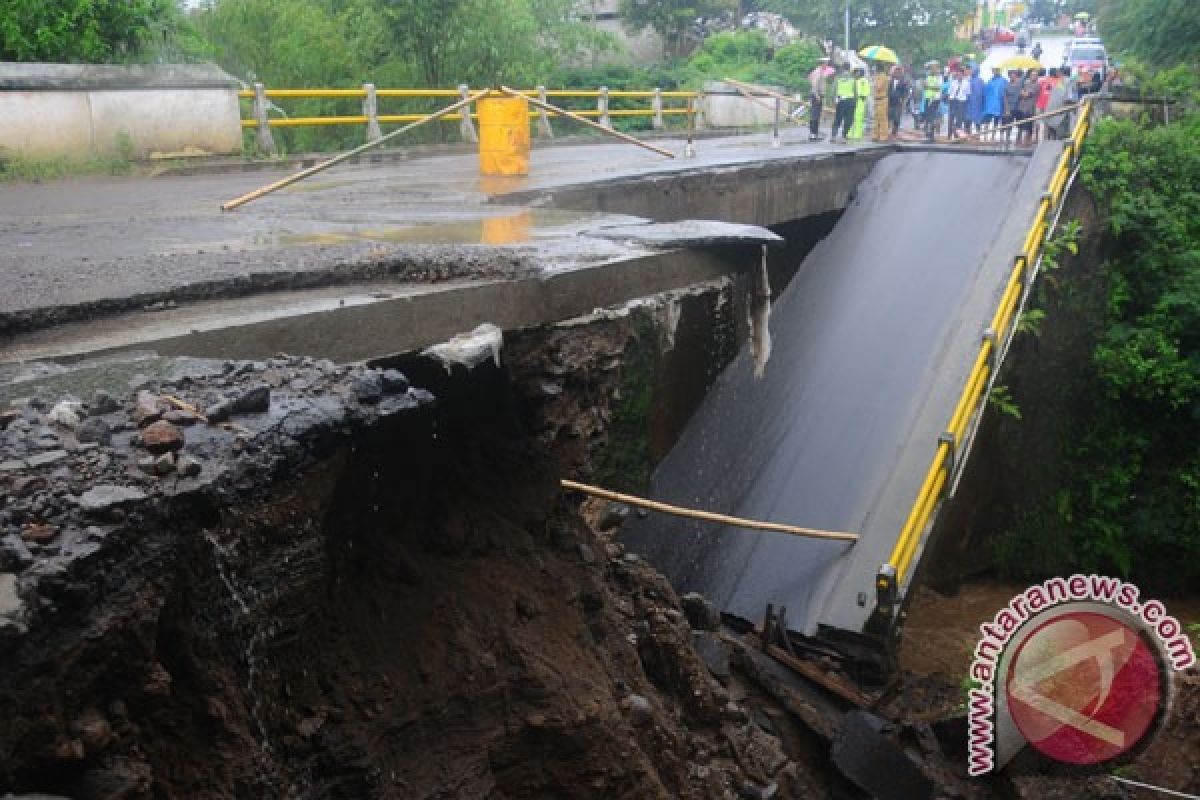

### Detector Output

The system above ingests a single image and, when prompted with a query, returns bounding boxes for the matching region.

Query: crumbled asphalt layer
[0,356,433,638]
[1,244,539,338]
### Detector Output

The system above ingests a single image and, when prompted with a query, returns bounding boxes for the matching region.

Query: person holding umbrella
[859,46,898,143]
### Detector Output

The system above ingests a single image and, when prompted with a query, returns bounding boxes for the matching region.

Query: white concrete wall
[703,82,789,128]
[0,63,242,160]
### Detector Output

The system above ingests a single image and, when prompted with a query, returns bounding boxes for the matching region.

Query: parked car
[992,27,1016,43]
[1065,40,1107,85]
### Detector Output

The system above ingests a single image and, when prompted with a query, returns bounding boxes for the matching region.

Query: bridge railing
[875,98,1096,626]
[238,84,700,155]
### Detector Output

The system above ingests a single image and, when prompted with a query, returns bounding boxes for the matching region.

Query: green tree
[1096,0,1200,66]
[757,0,973,64]
[619,0,737,58]
[0,0,181,62]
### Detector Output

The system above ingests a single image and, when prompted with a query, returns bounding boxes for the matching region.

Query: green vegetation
[1097,0,1200,67]
[758,0,973,64]
[0,133,135,181]
[619,0,733,58]
[0,0,188,62]
[996,62,1200,592]
[672,31,823,91]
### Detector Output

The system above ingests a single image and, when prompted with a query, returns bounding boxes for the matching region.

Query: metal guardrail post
[652,88,664,129]
[695,93,707,130]
[252,82,278,156]
[772,97,781,147]
[598,86,611,128]
[458,84,478,143]
[536,86,554,138]
[362,83,382,142]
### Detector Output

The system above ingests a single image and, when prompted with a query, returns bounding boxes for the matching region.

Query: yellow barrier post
[478,94,531,177]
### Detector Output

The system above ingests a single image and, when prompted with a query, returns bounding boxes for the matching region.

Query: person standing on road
[1003,68,1023,140]
[947,67,970,137]
[966,65,986,135]
[1016,69,1038,146]
[872,65,890,142]
[923,70,943,142]
[807,59,831,141]
[831,65,856,143]
[850,67,869,140]
[887,66,909,138]
[983,66,1007,139]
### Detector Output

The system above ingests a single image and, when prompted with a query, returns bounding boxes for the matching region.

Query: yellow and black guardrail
[875,98,1095,624]
[237,85,697,138]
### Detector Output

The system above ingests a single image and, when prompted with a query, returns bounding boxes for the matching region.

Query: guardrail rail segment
[237,85,699,130]
[874,98,1095,626]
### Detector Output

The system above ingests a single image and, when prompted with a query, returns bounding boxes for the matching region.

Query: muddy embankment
[1,264,847,799]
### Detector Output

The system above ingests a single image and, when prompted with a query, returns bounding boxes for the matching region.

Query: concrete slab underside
[621,146,1063,636]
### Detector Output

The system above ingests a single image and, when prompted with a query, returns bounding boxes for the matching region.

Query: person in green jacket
[849,67,869,139]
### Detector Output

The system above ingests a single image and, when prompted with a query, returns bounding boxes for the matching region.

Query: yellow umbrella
[1000,54,1043,71]
[858,45,898,64]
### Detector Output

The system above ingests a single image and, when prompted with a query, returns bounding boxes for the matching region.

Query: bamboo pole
[724,77,801,107]
[498,86,675,158]
[964,101,1085,141]
[560,479,859,542]
[221,92,481,211]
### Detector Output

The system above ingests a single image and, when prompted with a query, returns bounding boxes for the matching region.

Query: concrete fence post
[694,93,707,130]
[252,82,278,156]
[536,86,554,138]
[458,84,478,143]
[599,86,611,128]
[652,88,664,129]
[362,83,382,142]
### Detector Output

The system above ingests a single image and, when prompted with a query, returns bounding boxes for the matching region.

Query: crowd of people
[806,56,1105,145]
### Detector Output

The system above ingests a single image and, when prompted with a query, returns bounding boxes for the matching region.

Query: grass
[0,132,137,182]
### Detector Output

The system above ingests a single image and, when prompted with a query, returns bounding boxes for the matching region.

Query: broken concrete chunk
[27,450,68,468]
[693,631,731,681]
[380,369,410,394]
[132,390,163,427]
[350,372,383,404]
[47,401,84,430]
[78,485,148,514]
[141,421,184,454]
[232,385,271,414]
[76,417,112,445]
[681,592,721,631]
[422,323,503,373]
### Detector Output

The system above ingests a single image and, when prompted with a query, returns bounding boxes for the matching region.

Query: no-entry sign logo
[1005,611,1161,764]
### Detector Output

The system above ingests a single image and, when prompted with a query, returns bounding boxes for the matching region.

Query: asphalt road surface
[621,145,1062,636]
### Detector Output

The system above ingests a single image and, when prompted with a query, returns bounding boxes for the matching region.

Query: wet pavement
[0,130,885,338]
[621,145,1063,635]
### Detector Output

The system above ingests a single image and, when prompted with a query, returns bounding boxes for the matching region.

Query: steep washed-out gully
[1,144,1198,800]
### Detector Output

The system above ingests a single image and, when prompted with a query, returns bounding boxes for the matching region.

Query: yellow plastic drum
[478,96,531,176]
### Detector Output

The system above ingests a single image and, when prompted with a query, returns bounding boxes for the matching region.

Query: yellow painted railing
[877,99,1095,614]
[237,86,698,129]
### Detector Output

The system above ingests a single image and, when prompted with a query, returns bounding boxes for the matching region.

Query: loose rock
[232,385,271,414]
[141,421,185,454]
[133,391,163,427]
[78,485,148,514]
[380,369,410,394]
[350,371,384,404]
[76,417,112,445]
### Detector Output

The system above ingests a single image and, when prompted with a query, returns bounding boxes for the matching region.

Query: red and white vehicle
[1065,39,1107,84]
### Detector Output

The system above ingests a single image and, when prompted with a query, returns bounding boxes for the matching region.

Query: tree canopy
[1096,0,1200,66]
[756,0,974,64]
[0,0,181,62]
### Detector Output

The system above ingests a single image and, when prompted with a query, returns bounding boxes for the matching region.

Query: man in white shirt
[947,67,971,137]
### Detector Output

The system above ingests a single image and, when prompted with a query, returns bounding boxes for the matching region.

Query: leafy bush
[672,30,822,92]
[998,108,1200,592]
